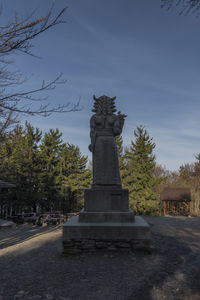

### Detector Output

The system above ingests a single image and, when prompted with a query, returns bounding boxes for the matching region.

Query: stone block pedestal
[79,188,135,223]
[84,188,130,212]
[63,216,150,253]
[63,188,151,254]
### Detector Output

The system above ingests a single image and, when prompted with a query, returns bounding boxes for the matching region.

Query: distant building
[161,188,191,216]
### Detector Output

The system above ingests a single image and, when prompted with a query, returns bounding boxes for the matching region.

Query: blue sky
[2,0,200,170]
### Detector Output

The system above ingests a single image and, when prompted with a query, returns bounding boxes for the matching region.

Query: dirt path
[0,217,199,300]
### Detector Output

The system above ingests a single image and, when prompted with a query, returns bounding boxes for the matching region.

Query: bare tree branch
[0,5,67,56]
[161,0,200,16]
[0,5,80,139]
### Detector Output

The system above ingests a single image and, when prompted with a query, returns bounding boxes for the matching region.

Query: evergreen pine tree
[115,135,126,182]
[0,122,42,213]
[39,128,63,211]
[124,125,160,215]
[57,144,91,212]
[0,123,91,214]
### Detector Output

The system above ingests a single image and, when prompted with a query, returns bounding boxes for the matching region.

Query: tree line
[0,123,162,216]
[1,122,200,216]
[116,126,200,216]
[0,122,91,216]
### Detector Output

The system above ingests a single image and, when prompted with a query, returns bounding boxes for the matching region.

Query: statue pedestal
[63,188,150,253]
[63,215,150,253]
[79,188,135,223]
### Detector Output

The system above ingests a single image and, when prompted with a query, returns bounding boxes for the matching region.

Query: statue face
[93,95,116,115]
[96,107,102,115]
[107,107,112,115]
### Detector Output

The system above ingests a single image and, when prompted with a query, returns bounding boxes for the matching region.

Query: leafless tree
[0,5,80,139]
[161,0,200,15]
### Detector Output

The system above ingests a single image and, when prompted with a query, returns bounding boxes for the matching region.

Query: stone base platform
[63,216,150,254]
[79,209,135,223]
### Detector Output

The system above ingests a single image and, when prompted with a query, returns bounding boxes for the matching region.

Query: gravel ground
[0,216,200,300]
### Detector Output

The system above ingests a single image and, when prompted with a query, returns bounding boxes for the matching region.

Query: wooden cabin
[161,188,191,216]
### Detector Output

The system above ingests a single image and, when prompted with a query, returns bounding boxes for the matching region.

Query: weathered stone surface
[84,188,129,212]
[63,247,82,254]
[77,240,95,249]
[62,237,150,253]
[89,95,126,186]
[95,241,107,249]
[63,240,74,247]
[79,209,135,223]
[130,240,150,252]
[63,216,151,253]
[116,242,131,248]
[107,246,117,251]
[63,216,150,241]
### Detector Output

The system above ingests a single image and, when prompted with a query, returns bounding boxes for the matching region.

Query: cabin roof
[161,187,191,202]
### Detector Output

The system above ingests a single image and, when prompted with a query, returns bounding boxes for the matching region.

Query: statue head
[92,95,117,115]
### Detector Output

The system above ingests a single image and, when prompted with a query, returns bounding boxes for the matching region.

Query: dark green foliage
[115,128,200,216]
[57,143,91,212]
[0,122,42,212]
[122,126,160,215]
[39,129,64,211]
[115,135,126,181]
[0,123,91,214]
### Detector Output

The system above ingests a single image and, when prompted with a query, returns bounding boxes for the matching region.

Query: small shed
[161,188,191,216]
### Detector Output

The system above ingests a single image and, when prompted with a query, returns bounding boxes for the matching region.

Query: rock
[80,278,89,282]
[14,291,25,299]
[63,248,82,254]
[95,241,107,248]
[78,240,95,249]
[116,242,131,248]
[108,246,117,251]
[17,291,25,295]
[130,256,136,261]
[63,240,74,247]
[46,294,54,300]
[131,240,150,251]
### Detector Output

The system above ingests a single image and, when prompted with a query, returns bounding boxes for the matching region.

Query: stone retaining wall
[63,239,150,254]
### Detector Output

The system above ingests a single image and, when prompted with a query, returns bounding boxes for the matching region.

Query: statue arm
[89,116,96,152]
[113,119,122,136]
[113,112,127,136]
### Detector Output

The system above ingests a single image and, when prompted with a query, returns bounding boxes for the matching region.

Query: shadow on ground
[0,224,61,249]
[0,217,199,300]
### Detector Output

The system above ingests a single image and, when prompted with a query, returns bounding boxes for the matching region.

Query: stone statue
[89,95,126,187]
[63,94,150,254]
